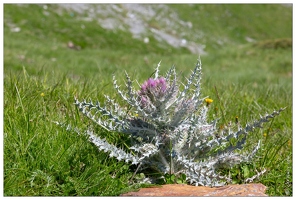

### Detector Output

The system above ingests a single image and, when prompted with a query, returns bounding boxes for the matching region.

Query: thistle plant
[70,60,285,187]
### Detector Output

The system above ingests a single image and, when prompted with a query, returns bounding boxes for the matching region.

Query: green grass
[4,4,292,196]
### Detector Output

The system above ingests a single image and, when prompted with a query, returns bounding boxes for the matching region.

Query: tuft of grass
[3,70,136,196]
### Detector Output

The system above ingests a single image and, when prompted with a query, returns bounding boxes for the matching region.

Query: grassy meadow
[3,4,292,196]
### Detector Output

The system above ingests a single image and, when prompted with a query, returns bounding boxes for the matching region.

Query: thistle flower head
[147,78,157,88]
[138,77,168,109]
[140,77,167,94]
[140,96,148,107]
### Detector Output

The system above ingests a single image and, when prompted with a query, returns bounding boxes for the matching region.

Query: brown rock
[121,183,267,196]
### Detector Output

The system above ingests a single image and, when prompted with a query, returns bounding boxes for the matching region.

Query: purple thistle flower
[160,84,167,93]
[141,81,148,92]
[158,77,166,85]
[157,77,167,93]
[147,78,157,88]
[140,96,148,106]
[138,77,168,108]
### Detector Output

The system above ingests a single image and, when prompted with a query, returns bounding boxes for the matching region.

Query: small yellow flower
[235,116,239,124]
[134,113,139,117]
[205,98,213,106]
[40,92,45,97]
[263,132,267,137]
[288,139,291,146]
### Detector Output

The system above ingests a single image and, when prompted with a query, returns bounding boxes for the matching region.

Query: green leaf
[242,165,250,178]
